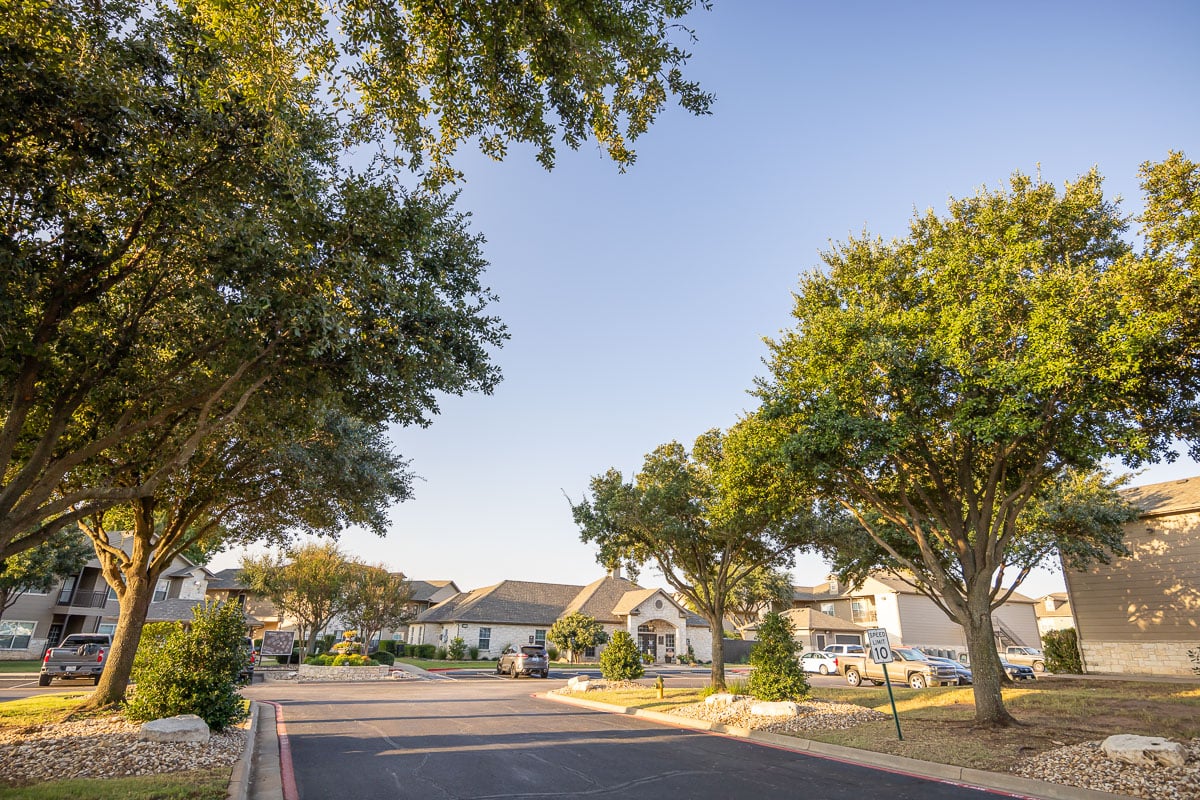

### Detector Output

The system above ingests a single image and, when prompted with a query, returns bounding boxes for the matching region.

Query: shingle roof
[562,576,643,622]
[417,580,583,625]
[610,588,659,616]
[1122,476,1200,517]
[207,568,249,590]
[780,607,865,632]
[409,580,459,603]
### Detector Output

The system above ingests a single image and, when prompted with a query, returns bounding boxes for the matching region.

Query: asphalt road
[244,675,999,800]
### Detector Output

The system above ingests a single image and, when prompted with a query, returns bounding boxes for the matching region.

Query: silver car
[497,645,549,678]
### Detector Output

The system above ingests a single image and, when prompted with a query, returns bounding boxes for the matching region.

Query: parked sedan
[799,651,840,675]
[925,656,972,685]
[1000,658,1036,681]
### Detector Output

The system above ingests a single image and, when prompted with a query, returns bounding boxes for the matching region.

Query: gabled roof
[409,580,460,603]
[164,564,215,579]
[562,576,643,622]
[781,607,865,633]
[611,588,659,616]
[1123,476,1200,517]
[206,568,249,590]
[417,580,583,625]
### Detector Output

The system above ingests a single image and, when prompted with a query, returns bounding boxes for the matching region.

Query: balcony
[55,590,111,609]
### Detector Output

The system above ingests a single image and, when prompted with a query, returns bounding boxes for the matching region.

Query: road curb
[539,692,1140,800]
[226,700,259,800]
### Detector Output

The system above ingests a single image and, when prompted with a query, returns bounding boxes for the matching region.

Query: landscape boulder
[1101,734,1187,768]
[704,693,746,707]
[566,675,592,692]
[138,714,211,744]
[750,701,802,717]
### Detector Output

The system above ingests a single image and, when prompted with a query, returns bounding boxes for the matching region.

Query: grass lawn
[0,768,230,800]
[559,678,1200,773]
[0,692,92,725]
[395,658,598,671]
[0,661,40,674]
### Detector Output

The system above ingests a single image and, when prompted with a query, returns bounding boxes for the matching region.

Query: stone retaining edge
[226,700,259,800]
[539,692,1140,800]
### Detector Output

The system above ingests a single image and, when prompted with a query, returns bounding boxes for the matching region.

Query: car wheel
[845,668,861,687]
[496,663,504,675]
[38,674,51,687]
[540,670,549,678]
[510,665,520,679]
[1033,661,1045,672]
[908,673,927,689]
[818,665,829,675]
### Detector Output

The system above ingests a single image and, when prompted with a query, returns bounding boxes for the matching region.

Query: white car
[799,651,840,675]
[822,643,864,656]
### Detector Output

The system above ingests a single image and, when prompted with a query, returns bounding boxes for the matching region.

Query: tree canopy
[571,424,825,689]
[755,155,1199,725]
[0,529,91,620]
[1,0,712,561]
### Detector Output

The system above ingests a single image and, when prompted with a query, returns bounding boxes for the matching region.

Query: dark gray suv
[497,645,549,678]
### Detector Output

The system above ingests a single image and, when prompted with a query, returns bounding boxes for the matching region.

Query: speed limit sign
[866,628,893,664]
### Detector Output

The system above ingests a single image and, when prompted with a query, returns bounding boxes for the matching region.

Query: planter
[297,664,391,682]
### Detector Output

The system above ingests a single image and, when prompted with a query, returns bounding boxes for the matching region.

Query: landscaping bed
[555,678,1200,799]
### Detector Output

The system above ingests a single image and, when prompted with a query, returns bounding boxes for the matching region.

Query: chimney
[610,565,622,580]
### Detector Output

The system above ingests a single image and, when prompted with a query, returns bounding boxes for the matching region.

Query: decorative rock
[566,675,591,692]
[1101,734,1188,768]
[704,693,745,707]
[138,714,210,744]
[750,701,802,717]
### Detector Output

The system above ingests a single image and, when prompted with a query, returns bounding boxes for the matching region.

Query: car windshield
[521,647,545,656]
[894,648,926,661]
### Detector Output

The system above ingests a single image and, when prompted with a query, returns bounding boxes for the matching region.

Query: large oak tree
[571,424,826,689]
[756,156,1199,726]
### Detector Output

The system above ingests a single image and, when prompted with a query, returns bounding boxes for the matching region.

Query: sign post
[866,628,903,741]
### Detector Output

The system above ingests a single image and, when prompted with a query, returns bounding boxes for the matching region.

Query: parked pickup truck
[999,646,1045,672]
[840,646,959,689]
[39,634,111,686]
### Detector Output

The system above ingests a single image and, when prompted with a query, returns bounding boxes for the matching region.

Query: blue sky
[213,1,1200,597]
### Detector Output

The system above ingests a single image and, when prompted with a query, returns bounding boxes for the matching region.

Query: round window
[655,599,663,609]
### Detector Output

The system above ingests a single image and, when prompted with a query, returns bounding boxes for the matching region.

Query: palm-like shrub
[746,612,808,701]
[599,630,644,681]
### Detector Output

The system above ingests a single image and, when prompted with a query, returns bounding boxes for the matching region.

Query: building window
[534,629,546,647]
[819,602,835,616]
[584,646,596,658]
[637,624,652,633]
[478,627,491,652]
[106,585,118,603]
[850,598,877,624]
[97,623,117,637]
[153,580,168,602]
[0,620,35,650]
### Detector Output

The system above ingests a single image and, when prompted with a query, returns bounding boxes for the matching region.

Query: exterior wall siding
[893,593,965,649]
[1066,511,1200,643]
[991,603,1041,648]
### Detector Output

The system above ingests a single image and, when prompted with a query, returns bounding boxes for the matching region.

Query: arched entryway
[635,619,682,664]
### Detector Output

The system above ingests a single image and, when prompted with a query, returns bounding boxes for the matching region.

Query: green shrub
[599,630,643,681]
[126,601,249,731]
[468,647,479,660]
[546,646,559,661]
[331,653,378,666]
[378,640,398,655]
[746,612,808,701]
[371,650,395,665]
[434,647,448,660]
[448,636,466,660]
[1042,628,1083,674]
[133,621,182,676]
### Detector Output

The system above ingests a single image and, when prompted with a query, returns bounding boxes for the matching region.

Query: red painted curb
[261,700,299,800]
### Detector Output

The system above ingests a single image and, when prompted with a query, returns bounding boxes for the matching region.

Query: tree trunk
[83,576,154,709]
[962,600,1017,727]
[708,599,727,690]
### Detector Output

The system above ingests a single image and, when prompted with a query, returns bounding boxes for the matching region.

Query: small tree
[547,613,609,663]
[599,630,643,682]
[447,637,466,660]
[0,530,92,621]
[746,612,808,701]
[341,565,414,655]
[1042,628,1083,674]
[126,601,248,731]
[242,543,356,658]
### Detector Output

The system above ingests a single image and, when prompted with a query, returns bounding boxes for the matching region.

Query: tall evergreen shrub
[746,612,809,701]
[599,630,644,681]
[1042,628,1083,674]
